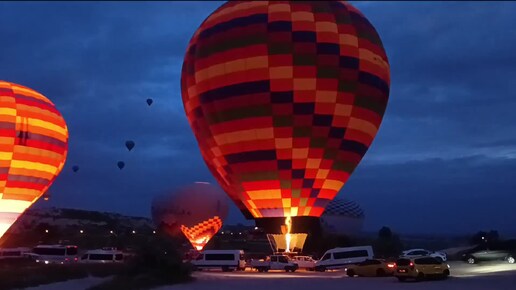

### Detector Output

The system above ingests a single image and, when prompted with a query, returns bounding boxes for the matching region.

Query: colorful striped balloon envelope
[181,1,390,220]
[0,81,68,240]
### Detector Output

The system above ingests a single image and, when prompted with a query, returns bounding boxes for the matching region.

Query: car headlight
[447,264,450,268]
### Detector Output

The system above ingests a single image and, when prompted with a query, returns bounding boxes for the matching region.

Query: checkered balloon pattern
[181,1,390,219]
[0,81,68,239]
[180,216,223,251]
[322,197,364,218]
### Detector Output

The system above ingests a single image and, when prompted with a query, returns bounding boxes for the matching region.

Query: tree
[470,230,499,246]
[373,226,403,258]
[378,226,392,239]
[470,231,487,245]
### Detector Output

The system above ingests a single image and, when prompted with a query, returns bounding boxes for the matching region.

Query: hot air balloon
[0,81,68,240]
[72,165,79,173]
[320,198,365,235]
[146,98,153,106]
[181,1,390,249]
[43,192,51,201]
[125,140,135,151]
[117,161,125,170]
[151,182,229,251]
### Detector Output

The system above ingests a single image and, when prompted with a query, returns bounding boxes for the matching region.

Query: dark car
[462,242,515,264]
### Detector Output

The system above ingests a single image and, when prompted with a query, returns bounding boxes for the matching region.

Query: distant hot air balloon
[43,192,51,201]
[72,165,79,173]
[125,140,135,151]
[151,182,229,251]
[146,98,153,106]
[320,198,365,235]
[181,0,390,239]
[0,81,68,240]
[117,161,125,170]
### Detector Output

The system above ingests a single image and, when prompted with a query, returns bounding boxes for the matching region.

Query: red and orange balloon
[151,182,229,251]
[181,1,390,221]
[0,81,68,240]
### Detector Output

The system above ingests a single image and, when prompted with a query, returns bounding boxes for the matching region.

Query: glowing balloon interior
[151,182,229,251]
[0,81,68,239]
[180,216,223,251]
[181,1,390,220]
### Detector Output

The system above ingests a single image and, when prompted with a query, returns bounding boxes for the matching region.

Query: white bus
[0,247,31,260]
[191,250,246,272]
[80,248,125,263]
[314,246,374,271]
[30,245,79,264]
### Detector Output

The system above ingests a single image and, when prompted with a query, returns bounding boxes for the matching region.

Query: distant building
[320,198,365,236]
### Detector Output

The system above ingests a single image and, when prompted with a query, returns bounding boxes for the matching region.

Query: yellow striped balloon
[0,81,68,240]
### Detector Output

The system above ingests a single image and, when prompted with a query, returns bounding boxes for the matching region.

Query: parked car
[345,259,396,277]
[191,250,246,272]
[291,256,316,271]
[461,242,515,264]
[251,255,298,272]
[314,246,374,272]
[400,249,447,262]
[394,257,450,282]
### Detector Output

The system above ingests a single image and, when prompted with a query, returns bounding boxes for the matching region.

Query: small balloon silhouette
[117,161,125,170]
[146,98,153,106]
[72,165,79,172]
[125,140,135,151]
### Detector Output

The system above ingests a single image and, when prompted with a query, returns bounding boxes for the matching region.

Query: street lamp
[132,230,136,234]
[80,230,84,234]
[45,229,49,233]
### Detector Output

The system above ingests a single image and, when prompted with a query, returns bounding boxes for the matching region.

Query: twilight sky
[1,1,516,236]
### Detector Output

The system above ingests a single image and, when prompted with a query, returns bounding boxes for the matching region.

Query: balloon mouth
[255,216,322,234]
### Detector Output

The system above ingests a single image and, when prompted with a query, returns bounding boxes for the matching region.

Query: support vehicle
[400,248,447,262]
[314,246,374,272]
[80,248,125,263]
[251,255,299,272]
[345,259,396,277]
[461,242,515,264]
[191,250,246,272]
[394,257,450,282]
[29,245,79,264]
[291,255,316,271]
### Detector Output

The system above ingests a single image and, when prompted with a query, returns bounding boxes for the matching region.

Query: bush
[88,239,193,290]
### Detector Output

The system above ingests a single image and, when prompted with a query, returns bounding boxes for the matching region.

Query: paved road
[156,261,516,290]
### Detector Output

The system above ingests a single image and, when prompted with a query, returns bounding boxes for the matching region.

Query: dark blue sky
[1,1,516,236]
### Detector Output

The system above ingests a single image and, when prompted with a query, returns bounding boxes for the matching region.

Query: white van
[0,247,31,260]
[80,248,125,263]
[314,246,374,271]
[191,250,246,272]
[30,245,79,264]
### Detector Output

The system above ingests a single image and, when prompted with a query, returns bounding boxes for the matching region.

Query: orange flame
[285,216,292,253]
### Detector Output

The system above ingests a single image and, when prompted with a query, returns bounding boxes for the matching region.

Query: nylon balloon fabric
[0,81,68,239]
[181,1,390,219]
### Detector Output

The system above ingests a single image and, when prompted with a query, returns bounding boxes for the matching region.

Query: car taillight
[387,263,396,268]
[74,257,78,262]
[409,262,415,269]
[65,258,69,261]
